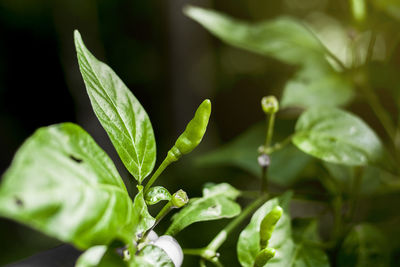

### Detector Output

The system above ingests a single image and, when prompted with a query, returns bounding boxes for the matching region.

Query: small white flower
[153,235,183,267]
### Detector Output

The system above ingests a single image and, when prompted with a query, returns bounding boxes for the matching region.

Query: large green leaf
[185,6,354,109]
[74,30,156,183]
[184,6,325,65]
[293,107,386,167]
[338,224,390,267]
[130,245,174,267]
[237,192,293,267]
[165,183,241,236]
[196,124,313,186]
[0,123,154,249]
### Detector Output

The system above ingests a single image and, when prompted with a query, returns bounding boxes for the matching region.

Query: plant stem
[206,194,269,252]
[360,84,396,142]
[144,154,174,192]
[142,201,174,241]
[265,114,275,149]
[265,135,293,154]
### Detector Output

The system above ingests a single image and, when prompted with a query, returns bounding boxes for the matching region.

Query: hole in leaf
[14,196,24,207]
[69,155,83,163]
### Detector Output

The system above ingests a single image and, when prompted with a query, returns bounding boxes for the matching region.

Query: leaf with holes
[0,123,154,249]
[293,107,387,167]
[165,183,241,236]
[74,30,156,183]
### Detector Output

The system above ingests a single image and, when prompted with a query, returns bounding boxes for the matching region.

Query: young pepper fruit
[168,99,211,161]
[259,206,283,249]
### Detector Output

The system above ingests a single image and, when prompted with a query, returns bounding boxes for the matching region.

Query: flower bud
[261,96,279,114]
[171,189,189,208]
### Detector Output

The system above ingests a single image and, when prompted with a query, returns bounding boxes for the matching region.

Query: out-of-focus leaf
[324,163,400,195]
[145,186,171,205]
[237,192,294,267]
[75,30,156,183]
[75,246,108,267]
[371,0,400,21]
[338,224,390,267]
[196,124,312,186]
[0,123,153,249]
[291,219,330,267]
[293,107,387,167]
[130,245,174,267]
[184,6,325,65]
[185,6,354,109]
[281,63,354,109]
[76,244,127,267]
[165,183,241,236]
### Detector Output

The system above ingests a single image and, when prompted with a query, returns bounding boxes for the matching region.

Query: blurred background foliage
[1,0,400,266]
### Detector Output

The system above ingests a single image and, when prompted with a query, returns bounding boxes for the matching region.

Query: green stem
[144,154,175,192]
[265,114,275,148]
[346,167,363,223]
[142,200,174,241]
[207,195,269,252]
[265,135,293,154]
[360,84,396,142]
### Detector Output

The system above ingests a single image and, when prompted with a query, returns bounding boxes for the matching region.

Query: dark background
[0,0,397,266]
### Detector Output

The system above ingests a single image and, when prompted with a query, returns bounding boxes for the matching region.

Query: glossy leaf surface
[293,107,386,166]
[0,123,153,249]
[145,186,172,205]
[165,183,241,236]
[75,30,156,183]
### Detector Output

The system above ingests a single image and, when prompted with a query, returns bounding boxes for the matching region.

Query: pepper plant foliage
[2,1,400,266]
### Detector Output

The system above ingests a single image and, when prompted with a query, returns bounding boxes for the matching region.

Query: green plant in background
[2,0,400,266]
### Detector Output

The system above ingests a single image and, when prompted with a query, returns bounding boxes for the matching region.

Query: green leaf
[0,123,153,249]
[165,183,241,236]
[196,124,312,186]
[145,186,172,205]
[74,30,156,183]
[75,246,108,267]
[280,63,354,109]
[290,219,330,267]
[371,0,400,21]
[76,244,126,267]
[324,163,400,195]
[338,224,390,267]
[185,6,354,109]
[130,245,174,267]
[237,192,294,267]
[293,107,386,167]
[184,6,325,66]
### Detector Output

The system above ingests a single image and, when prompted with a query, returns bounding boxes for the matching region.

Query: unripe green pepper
[259,206,283,249]
[168,99,211,161]
[261,96,279,114]
[253,248,275,267]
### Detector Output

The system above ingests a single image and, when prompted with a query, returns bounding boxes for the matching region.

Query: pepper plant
[2,0,400,266]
